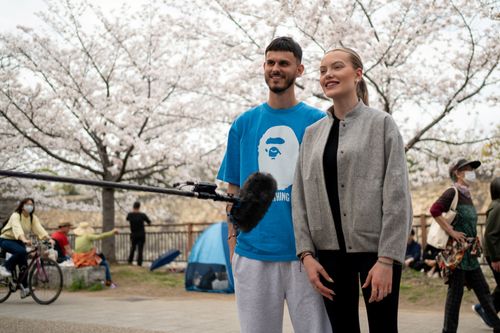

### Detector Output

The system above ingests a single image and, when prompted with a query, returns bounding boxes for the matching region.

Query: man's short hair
[265,37,302,63]
[133,201,141,209]
[491,177,500,201]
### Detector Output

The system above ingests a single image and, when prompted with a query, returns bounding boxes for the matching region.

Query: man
[51,222,73,263]
[217,37,331,333]
[126,201,151,266]
[405,229,422,271]
[473,177,500,327]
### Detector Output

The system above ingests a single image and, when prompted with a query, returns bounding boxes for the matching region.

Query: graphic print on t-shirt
[257,125,299,191]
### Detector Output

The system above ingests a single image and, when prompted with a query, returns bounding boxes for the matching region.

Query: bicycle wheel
[0,258,12,303]
[0,275,11,303]
[29,257,63,305]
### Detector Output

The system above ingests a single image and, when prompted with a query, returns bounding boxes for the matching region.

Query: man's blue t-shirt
[217,102,325,261]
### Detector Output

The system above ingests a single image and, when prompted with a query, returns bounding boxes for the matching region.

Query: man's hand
[404,258,414,267]
[492,261,500,272]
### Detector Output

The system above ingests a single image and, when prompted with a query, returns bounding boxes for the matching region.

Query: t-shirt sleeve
[144,213,151,225]
[52,232,69,247]
[430,188,455,217]
[216,120,241,186]
[126,213,131,222]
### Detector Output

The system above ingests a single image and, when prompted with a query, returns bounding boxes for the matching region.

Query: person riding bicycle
[0,198,54,297]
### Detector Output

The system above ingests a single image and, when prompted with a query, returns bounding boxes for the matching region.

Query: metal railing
[64,223,212,264]
[411,213,486,248]
[52,213,487,265]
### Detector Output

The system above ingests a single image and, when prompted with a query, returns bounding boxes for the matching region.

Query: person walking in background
[217,37,331,333]
[126,201,151,266]
[72,222,119,288]
[473,177,500,328]
[430,159,500,332]
[0,198,54,298]
[292,47,412,333]
[51,222,73,263]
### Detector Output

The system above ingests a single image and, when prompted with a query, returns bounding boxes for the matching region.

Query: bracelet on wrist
[377,259,393,266]
[299,251,313,263]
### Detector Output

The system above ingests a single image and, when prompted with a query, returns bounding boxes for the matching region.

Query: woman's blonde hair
[326,48,369,106]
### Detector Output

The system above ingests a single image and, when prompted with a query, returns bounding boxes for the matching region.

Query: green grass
[398,267,496,308]
[68,277,104,292]
[111,264,185,289]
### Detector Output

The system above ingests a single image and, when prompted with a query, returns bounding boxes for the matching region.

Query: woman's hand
[302,255,335,300]
[362,259,393,303]
[449,229,466,243]
[21,236,32,246]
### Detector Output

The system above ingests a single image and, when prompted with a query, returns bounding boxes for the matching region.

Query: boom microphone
[230,172,277,233]
[0,169,276,233]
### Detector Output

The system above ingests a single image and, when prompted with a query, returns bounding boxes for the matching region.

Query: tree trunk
[101,187,116,262]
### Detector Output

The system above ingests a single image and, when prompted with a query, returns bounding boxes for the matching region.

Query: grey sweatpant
[233,253,332,333]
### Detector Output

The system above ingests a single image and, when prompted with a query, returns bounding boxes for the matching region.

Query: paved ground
[0,291,493,332]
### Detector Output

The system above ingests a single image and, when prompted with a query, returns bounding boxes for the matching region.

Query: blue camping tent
[185,222,234,293]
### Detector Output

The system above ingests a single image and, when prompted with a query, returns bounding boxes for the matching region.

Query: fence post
[187,223,194,255]
[420,214,427,248]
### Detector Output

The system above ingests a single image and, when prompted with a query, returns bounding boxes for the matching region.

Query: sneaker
[20,286,31,299]
[109,283,117,289]
[472,304,494,328]
[0,265,11,278]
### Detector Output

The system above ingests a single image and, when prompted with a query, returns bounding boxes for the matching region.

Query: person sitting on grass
[405,229,422,271]
[72,222,119,288]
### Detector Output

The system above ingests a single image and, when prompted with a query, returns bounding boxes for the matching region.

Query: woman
[72,222,118,288]
[292,48,412,332]
[431,161,500,332]
[0,198,54,297]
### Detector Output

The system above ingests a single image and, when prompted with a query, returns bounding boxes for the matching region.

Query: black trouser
[317,251,402,333]
[487,257,500,313]
[128,235,145,266]
[443,267,500,333]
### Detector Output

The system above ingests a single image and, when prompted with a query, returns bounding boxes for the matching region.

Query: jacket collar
[326,100,365,120]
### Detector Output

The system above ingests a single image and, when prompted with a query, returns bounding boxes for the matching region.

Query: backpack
[0,212,32,235]
[0,217,8,234]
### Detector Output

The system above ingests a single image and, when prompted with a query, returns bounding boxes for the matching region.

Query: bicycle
[0,240,63,305]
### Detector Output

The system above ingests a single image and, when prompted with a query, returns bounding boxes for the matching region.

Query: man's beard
[266,75,295,94]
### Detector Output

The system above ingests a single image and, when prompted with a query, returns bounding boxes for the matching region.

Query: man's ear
[296,63,305,77]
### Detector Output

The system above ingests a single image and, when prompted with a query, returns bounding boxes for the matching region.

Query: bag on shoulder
[0,217,9,234]
[427,187,459,250]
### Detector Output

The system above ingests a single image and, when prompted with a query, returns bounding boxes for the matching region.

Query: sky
[0,0,498,135]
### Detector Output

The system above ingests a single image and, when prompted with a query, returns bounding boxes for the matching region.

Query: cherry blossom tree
[0,0,224,260]
[168,0,499,176]
[1,0,499,259]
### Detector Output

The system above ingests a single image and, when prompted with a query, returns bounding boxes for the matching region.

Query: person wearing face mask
[0,198,53,298]
[430,159,500,333]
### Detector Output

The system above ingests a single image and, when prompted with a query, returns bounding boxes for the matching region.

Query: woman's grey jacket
[292,101,412,263]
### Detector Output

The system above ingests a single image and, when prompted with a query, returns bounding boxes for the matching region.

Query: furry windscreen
[230,172,277,232]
